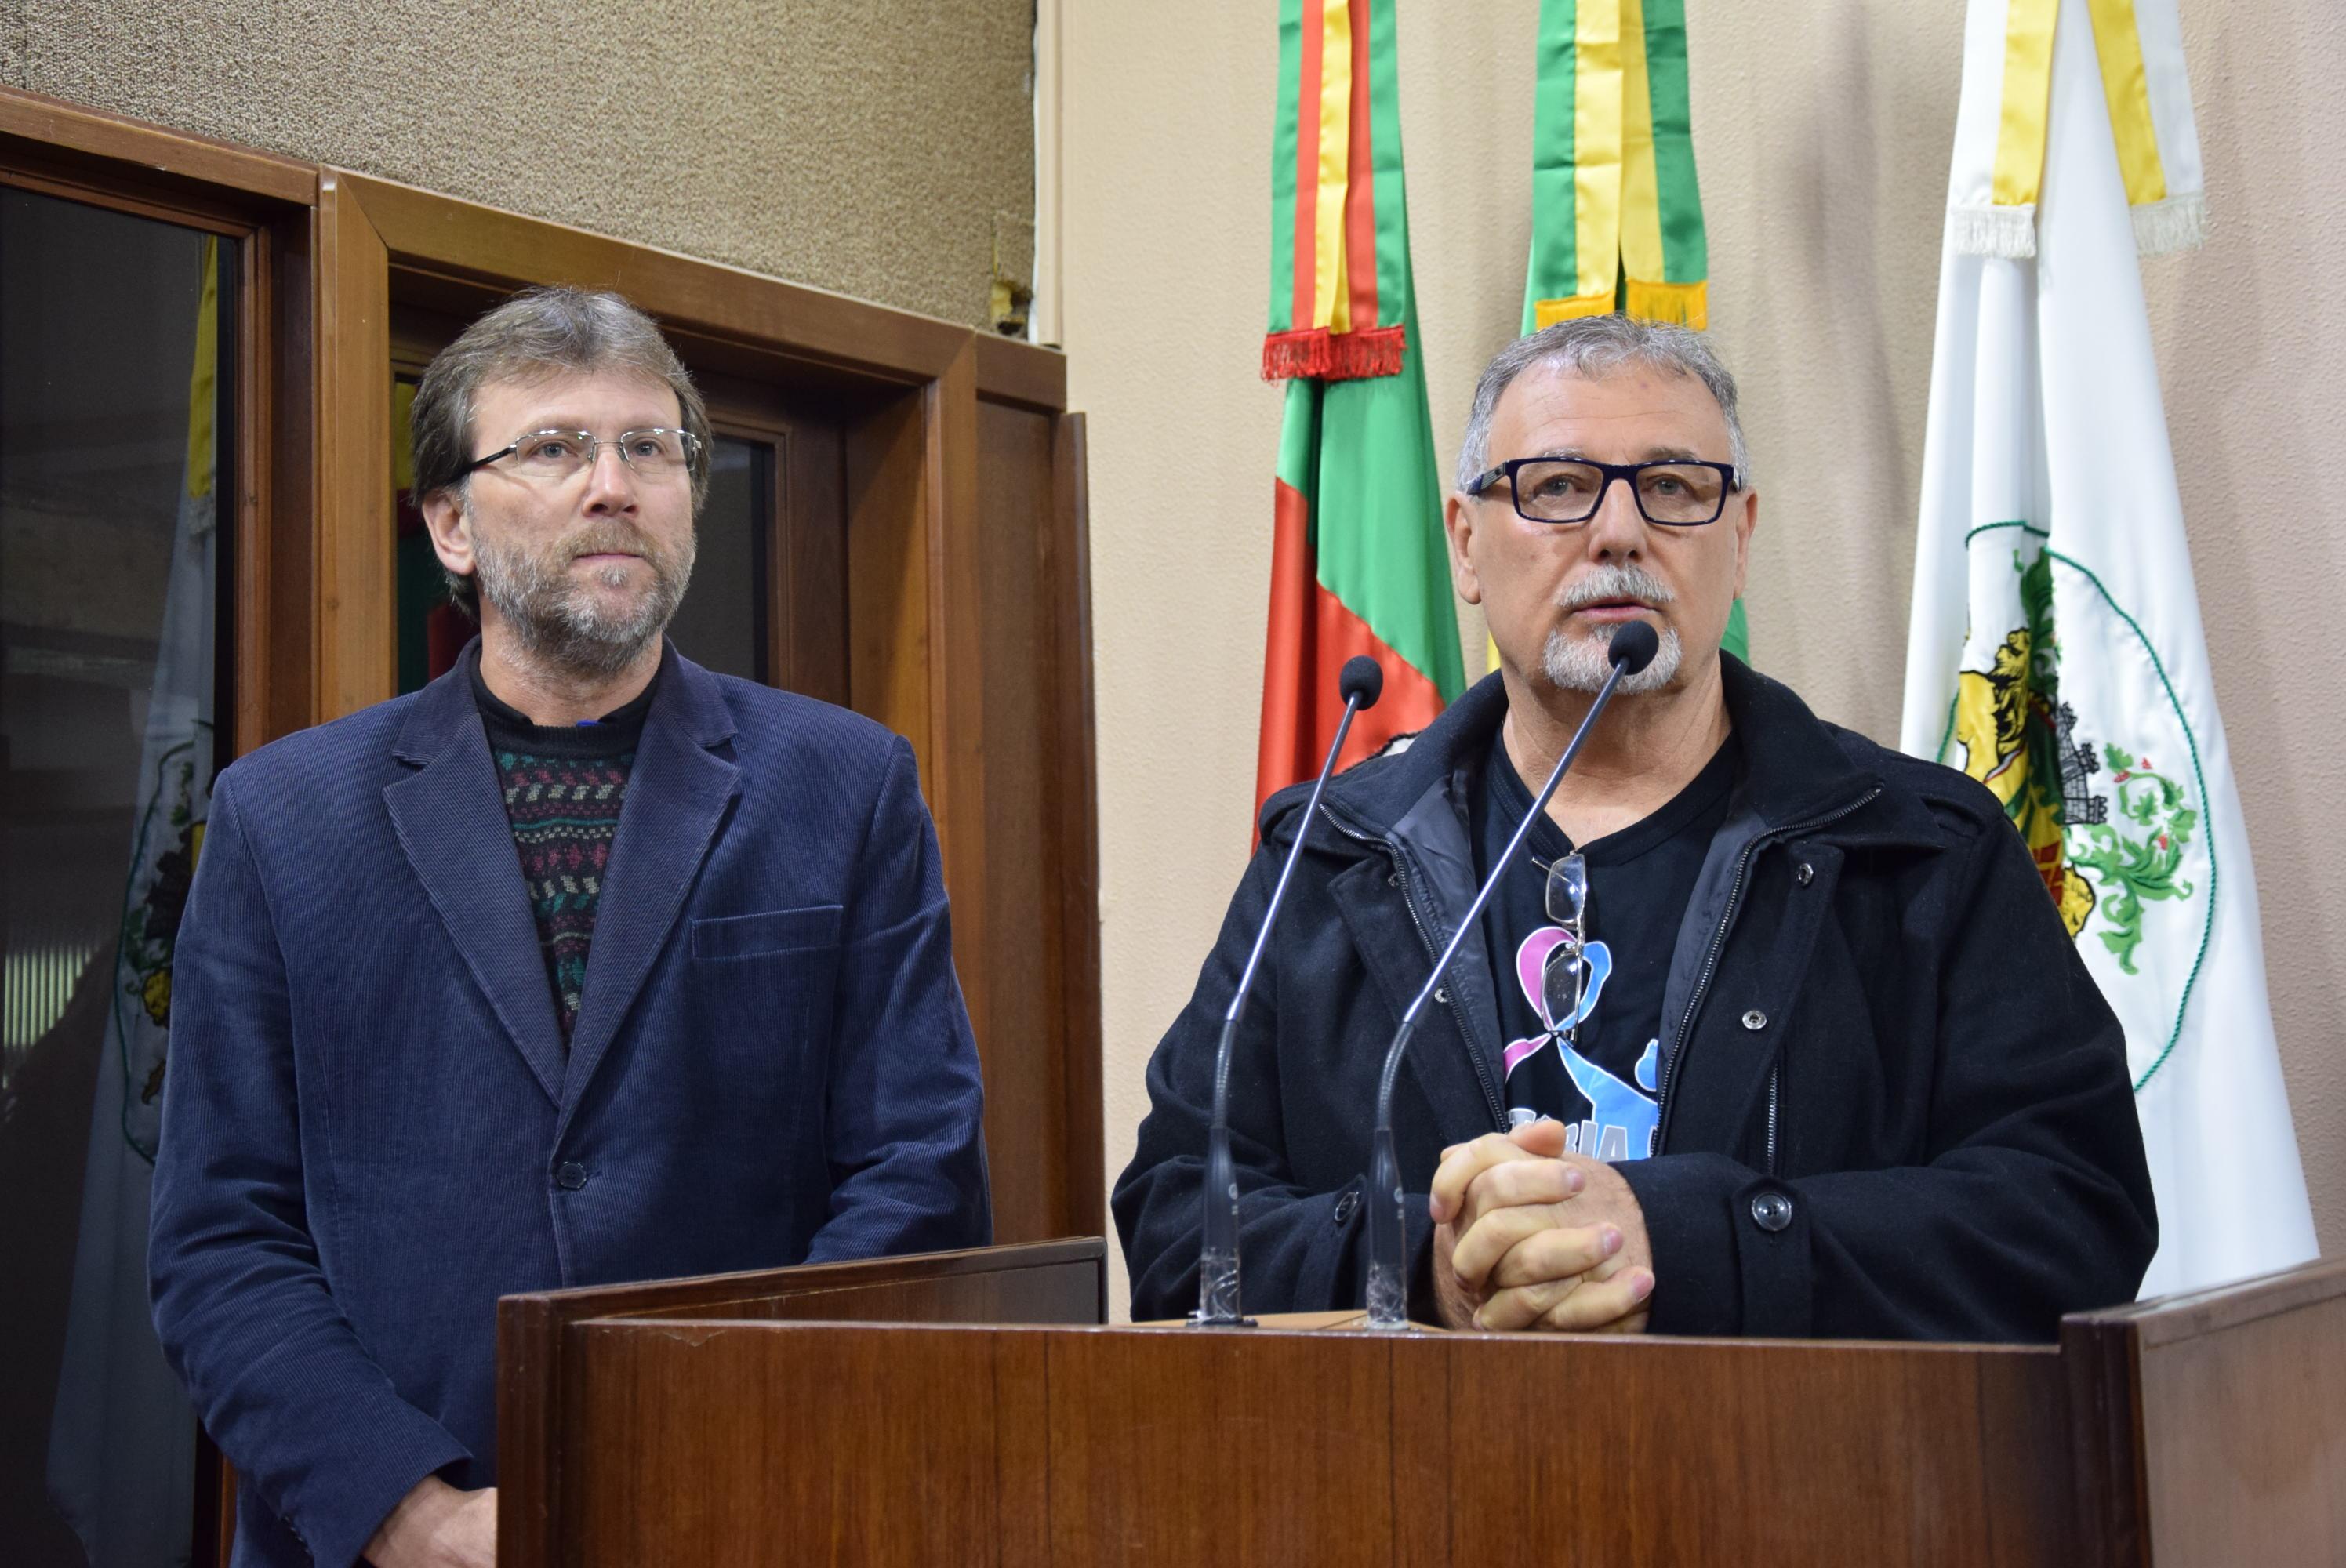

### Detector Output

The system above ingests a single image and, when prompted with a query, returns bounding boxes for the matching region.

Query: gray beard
[473,519,695,681]
[1542,619,1685,694]
[1535,560,1687,694]
[1538,619,1689,695]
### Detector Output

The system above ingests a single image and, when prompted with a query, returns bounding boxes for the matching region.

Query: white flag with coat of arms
[45,238,216,1567]
[1900,0,2316,1298]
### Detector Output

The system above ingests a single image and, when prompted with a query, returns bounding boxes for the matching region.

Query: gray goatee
[1539,561,1685,694]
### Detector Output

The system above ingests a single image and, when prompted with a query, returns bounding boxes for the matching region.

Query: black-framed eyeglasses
[458,427,702,485]
[1468,456,1738,527]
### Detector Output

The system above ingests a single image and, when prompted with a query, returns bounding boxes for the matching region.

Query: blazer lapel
[559,655,741,1116]
[384,662,568,1103]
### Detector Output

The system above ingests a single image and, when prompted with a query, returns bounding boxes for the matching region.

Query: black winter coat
[1113,658,2156,1339]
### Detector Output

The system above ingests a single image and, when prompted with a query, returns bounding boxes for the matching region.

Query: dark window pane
[392,374,477,693]
[664,433,772,683]
[1,188,228,1564]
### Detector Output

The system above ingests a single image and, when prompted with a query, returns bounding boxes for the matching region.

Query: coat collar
[383,638,742,1110]
[1306,652,1945,854]
[390,637,736,764]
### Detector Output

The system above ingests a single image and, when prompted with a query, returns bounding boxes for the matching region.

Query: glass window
[664,432,773,683]
[1,188,230,1565]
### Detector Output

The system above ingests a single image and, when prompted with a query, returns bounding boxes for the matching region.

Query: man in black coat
[1114,316,2154,1339]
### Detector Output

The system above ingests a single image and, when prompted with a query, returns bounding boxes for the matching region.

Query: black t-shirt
[1470,727,1738,1162]
[468,640,664,760]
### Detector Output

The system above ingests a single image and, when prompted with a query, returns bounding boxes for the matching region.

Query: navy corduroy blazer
[148,643,990,1568]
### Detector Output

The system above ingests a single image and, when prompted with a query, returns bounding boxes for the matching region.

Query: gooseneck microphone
[1194,654,1385,1326]
[1361,620,1659,1330]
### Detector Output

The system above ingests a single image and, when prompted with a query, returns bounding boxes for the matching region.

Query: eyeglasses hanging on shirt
[1518,851,1590,1130]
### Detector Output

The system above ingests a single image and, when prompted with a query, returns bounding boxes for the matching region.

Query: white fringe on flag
[1948,203,2038,260]
[2130,191,2206,256]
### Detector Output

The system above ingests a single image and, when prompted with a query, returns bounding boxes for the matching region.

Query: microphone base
[1363,1127,1412,1331]
[1193,1238,1248,1326]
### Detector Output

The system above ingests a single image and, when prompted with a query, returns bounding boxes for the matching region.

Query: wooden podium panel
[499,1239,1105,1568]
[1438,1334,2073,1568]
[499,1247,2346,1568]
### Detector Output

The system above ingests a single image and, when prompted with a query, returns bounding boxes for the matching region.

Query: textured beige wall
[5,0,1033,327]
[1062,0,2343,1318]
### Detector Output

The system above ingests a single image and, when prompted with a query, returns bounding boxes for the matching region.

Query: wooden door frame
[312,169,1102,1236]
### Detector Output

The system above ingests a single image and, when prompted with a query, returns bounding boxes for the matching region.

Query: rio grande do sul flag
[1900,0,2315,1298]
[1258,0,1465,819]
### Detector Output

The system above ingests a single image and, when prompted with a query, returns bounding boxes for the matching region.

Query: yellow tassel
[1623,279,1709,330]
[1531,291,1619,328]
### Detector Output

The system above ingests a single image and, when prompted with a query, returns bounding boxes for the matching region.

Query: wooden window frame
[0,88,323,752]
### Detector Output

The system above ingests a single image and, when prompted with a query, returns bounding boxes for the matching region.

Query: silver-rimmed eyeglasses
[459,428,702,485]
[1538,851,1591,1044]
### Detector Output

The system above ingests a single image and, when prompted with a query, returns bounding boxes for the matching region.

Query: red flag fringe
[1261,325,1406,383]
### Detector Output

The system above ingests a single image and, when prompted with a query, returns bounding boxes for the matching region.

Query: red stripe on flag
[1342,0,1379,333]
[1256,476,1447,829]
[1294,0,1326,334]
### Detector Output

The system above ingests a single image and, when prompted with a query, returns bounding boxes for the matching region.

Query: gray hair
[410,286,713,615]
[1454,315,1752,495]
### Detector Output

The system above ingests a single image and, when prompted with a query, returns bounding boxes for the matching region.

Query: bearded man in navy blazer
[148,287,990,1568]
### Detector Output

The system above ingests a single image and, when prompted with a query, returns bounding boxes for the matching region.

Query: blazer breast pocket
[689,904,844,962]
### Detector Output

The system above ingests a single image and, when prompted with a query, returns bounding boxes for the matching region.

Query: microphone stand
[1362,627,1655,1330]
[1195,661,1380,1326]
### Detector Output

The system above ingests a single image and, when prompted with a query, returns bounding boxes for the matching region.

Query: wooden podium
[496,1240,2344,1566]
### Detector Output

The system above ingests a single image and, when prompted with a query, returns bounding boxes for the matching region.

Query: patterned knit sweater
[471,649,665,1043]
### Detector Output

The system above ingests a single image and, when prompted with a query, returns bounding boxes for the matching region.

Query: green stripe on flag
[1276,376,1322,536]
[1268,0,1306,335]
[1641,0,1707,285]
[1523,0,1582,333]
[1311,285,1467,702]
[1364,0,1409,328]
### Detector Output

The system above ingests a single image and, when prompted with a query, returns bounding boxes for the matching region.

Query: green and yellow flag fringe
[1521,0,1709,334]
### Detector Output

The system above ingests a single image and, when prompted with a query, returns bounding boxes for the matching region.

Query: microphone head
[1339,655,1385,710]
[1608,620,1661,675]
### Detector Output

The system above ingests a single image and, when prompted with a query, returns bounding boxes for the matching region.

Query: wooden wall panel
[1046,1329,1400,1566]
[779,419,850,706]
[570,1323,1013,1568]
[975,399,1066,1243]
[2070,1258,2346,1568]
[1048,414,1104,1236]
[843,390,935,767]
[926,343,991,1103]
[515,1316,2108,1568]
[314,170,393,720]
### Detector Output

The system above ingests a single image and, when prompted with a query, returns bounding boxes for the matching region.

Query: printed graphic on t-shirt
[1502,927,1661,1161]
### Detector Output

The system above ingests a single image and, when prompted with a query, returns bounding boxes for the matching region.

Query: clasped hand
[1426,1119,1654,1334]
